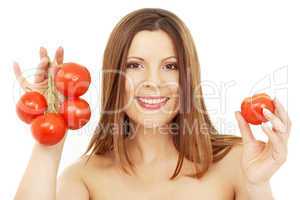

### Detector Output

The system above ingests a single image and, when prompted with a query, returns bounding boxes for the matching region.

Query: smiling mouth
[135,96,170,110]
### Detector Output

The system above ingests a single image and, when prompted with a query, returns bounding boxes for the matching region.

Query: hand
[13,46,64,94]
[235,97,292,185]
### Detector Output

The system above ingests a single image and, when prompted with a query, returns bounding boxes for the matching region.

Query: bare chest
[84,167,234,200]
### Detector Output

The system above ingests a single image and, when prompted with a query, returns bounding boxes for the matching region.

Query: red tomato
[54,62,91,98]
[241,93,275,125]
[59,98,91,130]
[31,113,67,145]
[16,91,48,124]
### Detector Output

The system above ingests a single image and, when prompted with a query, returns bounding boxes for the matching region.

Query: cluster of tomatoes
[16,63,91,145]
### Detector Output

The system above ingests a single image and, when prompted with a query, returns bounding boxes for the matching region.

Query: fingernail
[263,108,272,116]
[13,61,19,66]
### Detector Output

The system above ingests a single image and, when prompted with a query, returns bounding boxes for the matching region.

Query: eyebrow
[127,56,177,62]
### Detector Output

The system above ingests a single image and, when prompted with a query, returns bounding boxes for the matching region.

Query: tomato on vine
[16,91,48,124]
[31,113,67,146]
[241,93,275,125]
[54,63,91,98]
[59,98,91,130]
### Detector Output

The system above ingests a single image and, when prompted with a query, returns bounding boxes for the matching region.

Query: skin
[13,30,292,200]
[123,30,180,167]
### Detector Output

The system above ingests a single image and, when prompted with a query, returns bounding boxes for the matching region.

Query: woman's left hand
[235,97,292,185]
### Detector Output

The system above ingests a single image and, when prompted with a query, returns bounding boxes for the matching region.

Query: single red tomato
[54,62,91,98]
[241,93,275,125]
[31,113,67,145]
[59,98,91,130]
[16,91,48,124]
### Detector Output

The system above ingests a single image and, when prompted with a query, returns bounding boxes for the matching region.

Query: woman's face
[124,30,180,129]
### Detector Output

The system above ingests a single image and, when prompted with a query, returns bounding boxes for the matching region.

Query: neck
[125,121,178,166]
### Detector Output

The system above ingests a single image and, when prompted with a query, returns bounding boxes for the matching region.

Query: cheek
[164,73,179,94]
[168,84,180,112]
[166,78,180,100]
[124,74,140,104]
[164,77,180,114]
[125,79,132,99]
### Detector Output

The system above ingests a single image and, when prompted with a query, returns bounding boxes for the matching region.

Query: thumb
[235,111,256,144]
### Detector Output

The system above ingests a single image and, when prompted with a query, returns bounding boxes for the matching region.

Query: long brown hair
[83,8,242,179]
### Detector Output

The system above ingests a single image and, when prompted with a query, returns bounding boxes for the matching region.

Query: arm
[14,137,90,200]
[14,138,65,200]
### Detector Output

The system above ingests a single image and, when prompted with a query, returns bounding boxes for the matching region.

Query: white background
[0,0,299,199]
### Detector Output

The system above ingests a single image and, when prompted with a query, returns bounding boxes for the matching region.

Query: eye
[164,63,178,70]
[125,62,143,69]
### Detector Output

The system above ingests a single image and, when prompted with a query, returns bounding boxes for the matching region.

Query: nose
[142,66,163,89]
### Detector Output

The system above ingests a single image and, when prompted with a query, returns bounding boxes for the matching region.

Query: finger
[39,46,48,59]
[34,56,50,83]
[13,62,32,92]
[52,47,64,66]
[262,107,286,133]
[235,111,256,144]
[273,97,292,130]
[34,47,50,83]
[49,47,63,78]
[261,122,287,164]
[49,66,60,78]
[261,123,282,146]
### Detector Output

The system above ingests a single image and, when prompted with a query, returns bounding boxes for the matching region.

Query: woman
[13,8,291,200]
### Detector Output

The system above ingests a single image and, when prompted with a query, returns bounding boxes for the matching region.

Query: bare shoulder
[58,155,92,179]
[219,140,264,168]
[211,143,245,186]
[214,143,244,168]
[56,156,90,199]
[225,143,244,163]
[56,153,113,200]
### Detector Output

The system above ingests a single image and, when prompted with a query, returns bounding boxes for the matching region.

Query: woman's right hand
[13,46,67,150]
[13,46,64,95]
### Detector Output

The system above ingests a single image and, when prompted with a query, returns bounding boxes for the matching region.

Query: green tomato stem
[45,63,59,113]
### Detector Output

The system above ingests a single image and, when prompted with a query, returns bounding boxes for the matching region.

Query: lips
[135,96,170,110]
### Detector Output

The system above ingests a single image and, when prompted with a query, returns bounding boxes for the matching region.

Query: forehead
[127,30,177,58]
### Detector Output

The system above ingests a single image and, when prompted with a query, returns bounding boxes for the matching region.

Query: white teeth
[138,97,168,104]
